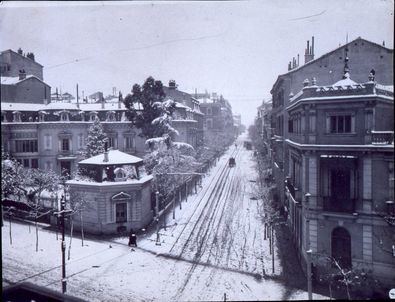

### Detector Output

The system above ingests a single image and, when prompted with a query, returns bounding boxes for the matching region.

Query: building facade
[270,37,393,206]
[67,149,153,234]
[284,70,394,287]
[264,37,394,290]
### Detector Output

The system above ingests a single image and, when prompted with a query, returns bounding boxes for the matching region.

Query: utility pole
[179,188,182,210]
[54,180,72,294]
[305,192,312,300]
[155,191,161,246]
[172,186,176,220]
[61,194,67,293]
[306,249,313,300]
[271,225,275,274]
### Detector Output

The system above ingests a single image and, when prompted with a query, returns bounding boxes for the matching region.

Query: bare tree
[24,169,60,252]
[65,190,91,260]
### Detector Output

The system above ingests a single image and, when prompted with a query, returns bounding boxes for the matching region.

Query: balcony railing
[323,197,356,213]
[371,131,394,145]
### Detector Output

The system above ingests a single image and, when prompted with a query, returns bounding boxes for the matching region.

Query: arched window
[60,111,69,122]
[90,112,98,121]
[331,227,352,269]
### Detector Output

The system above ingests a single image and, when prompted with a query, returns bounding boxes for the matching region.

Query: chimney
[76,84,80,109]
[169,80,177,90]
[118,91,122,109]
[288,61,292,71]
[297,54,300,67]
[103,141,109,162]
[304,37,314,64]
[101,95,105,109]
[312,36,315,56]
[19,69,26,80]
[383,40,385,46]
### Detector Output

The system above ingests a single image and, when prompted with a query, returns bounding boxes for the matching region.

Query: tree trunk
[68,217,74,260]
[329,283,332,300]
[80,210,84,247]
[29,223,31,233]
[346,282,351,300]
[35,218,39,252]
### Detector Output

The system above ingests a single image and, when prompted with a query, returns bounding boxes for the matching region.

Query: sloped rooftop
[78,150,143,166]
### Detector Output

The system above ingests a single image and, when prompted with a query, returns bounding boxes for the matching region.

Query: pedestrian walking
[128,228,137,247]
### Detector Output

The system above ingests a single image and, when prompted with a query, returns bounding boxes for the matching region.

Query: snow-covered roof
[1,101,129,112]
[45,102,79,111]
[174,101,189,109]
[332,75,357,87]
[376,84,394,93]
[78,150,143,165]
[1,102,46,111]
[1,75,48,86]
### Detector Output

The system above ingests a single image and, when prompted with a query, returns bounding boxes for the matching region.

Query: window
[106,111,115,121]
[125,136,135,150]
[62,138,70,151]
[108,136,117,149]
[288,119,294,133]
[327,114,354,133]
[44,135,52,150]
[31,158,38,168]
[60,112,69,121]
[77,134,84,150]
[13,112,22,122]
[15,140,38,153]
[23,159,29,168]
[115,202,127,223]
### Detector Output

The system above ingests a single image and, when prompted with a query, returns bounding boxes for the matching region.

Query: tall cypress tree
[84,118,108,158]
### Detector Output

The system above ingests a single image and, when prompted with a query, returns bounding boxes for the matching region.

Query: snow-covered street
[2,134,327,301]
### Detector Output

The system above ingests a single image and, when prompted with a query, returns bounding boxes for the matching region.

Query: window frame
[326,112,355,134]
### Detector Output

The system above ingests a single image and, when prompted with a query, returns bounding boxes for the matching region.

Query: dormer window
[106,111,116,122]
[114,167,127,181]
[38,111,46,122]
[13,111,22,122]
[89,112,98,121]
[60,111,69,121]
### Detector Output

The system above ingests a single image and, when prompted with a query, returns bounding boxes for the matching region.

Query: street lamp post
[305,192,312,300]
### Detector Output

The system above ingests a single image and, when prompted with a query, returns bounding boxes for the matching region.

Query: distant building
[89,91,104,102]
[67,149,153,234]
[163,80,204,149]
[1,72,50,104]
[0,49,44,80]
[1,49,147,176]
[198,93,235,146]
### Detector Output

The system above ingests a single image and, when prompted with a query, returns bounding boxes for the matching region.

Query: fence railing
[371,131,394,145]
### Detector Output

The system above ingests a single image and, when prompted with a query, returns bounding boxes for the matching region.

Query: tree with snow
[83,118,108,158]
[124,76,176,139]
[144,99,199,200]
[1,153,25,241]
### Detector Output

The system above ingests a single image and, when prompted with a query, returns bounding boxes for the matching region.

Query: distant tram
[244,141,252,150]
[228,157,236,167]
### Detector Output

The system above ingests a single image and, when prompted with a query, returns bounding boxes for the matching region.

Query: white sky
[0,0,393,126]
